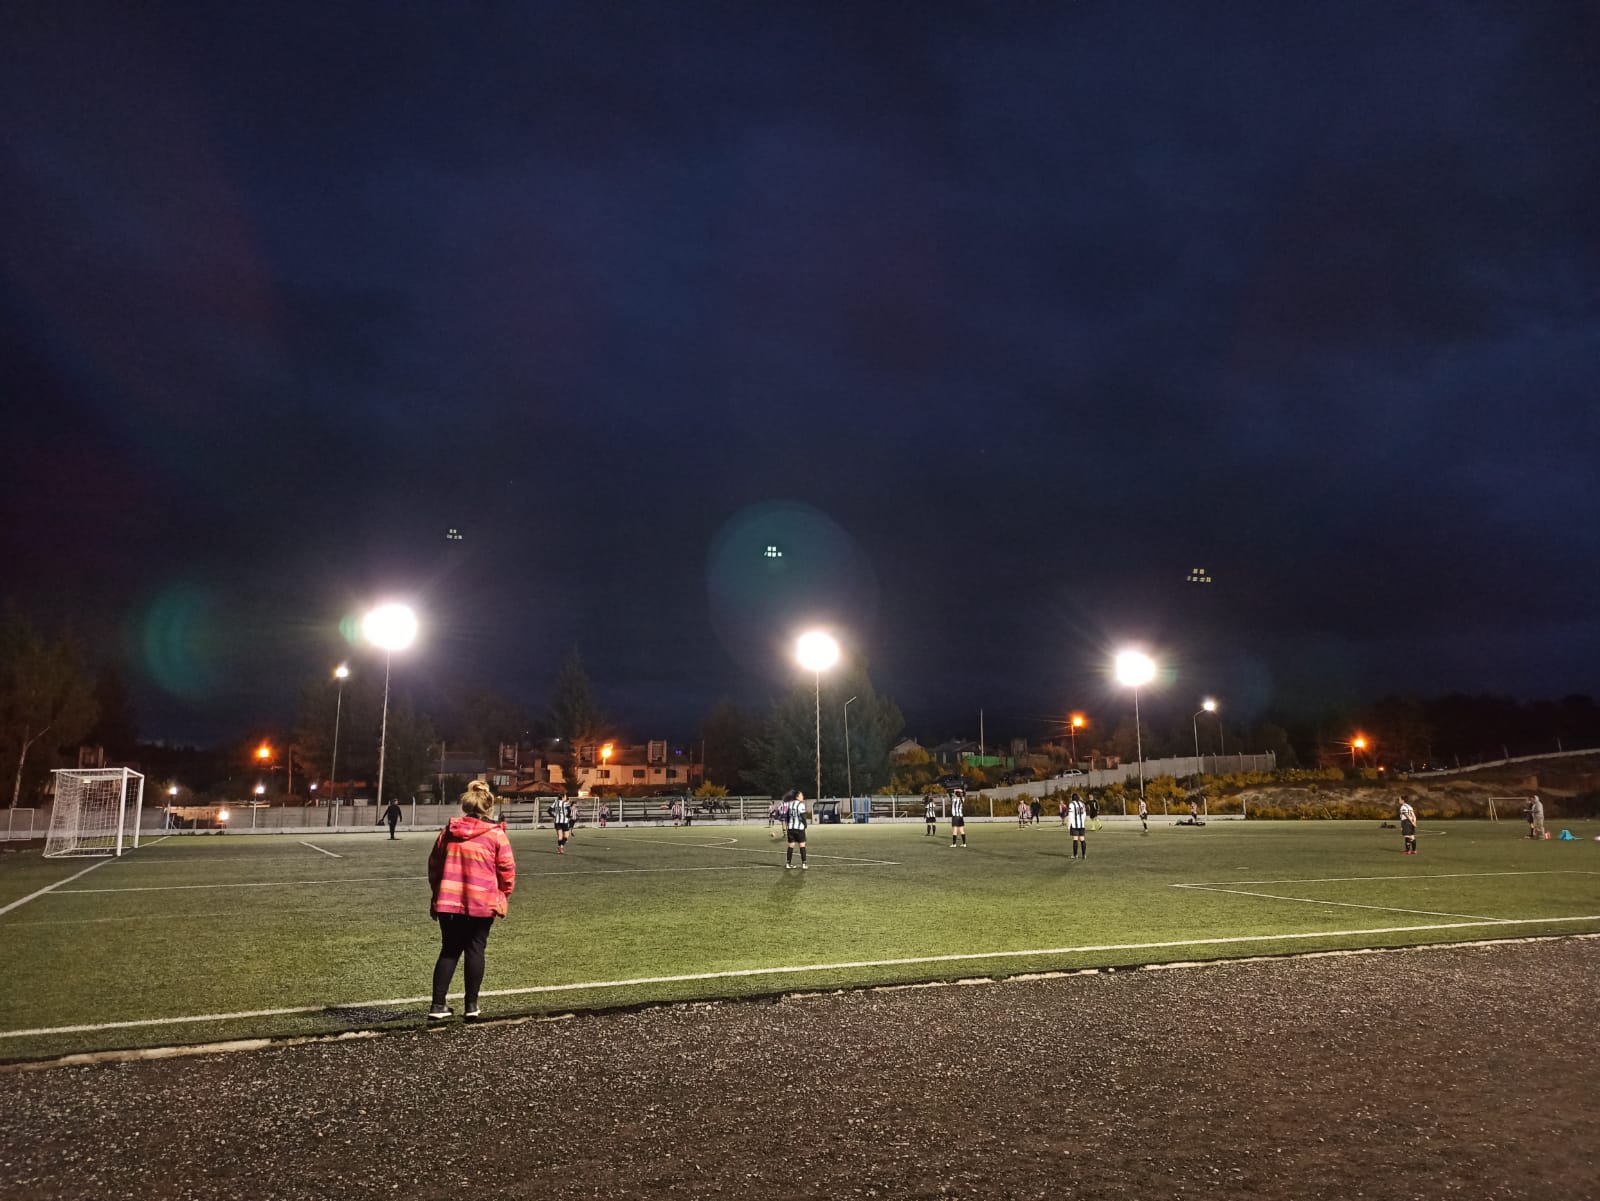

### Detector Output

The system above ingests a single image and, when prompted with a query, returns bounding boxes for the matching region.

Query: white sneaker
[785,862,792,869]
[426,1006,452,1022]
[801,862,808,870]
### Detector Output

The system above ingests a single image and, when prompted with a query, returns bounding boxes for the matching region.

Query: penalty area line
[0,859,116,919]
[7,913,1600,1041]
[299,842,342,859]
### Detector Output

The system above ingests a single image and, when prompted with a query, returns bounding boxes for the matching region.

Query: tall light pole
[796,631,840,803]
[843,695,858,801]
[1193,698,1218,765]
[1114,649,1157,813]
[363,603,419,811]
[1351,734,1367,768]
[330,664,349,800]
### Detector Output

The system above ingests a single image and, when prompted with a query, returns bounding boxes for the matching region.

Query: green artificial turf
[1,818,1596,1061]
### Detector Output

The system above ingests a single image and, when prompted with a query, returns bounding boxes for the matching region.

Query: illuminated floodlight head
[1070,713,1086,729]
[1352,735,1368,750]
[254,784,265,796]
[334,663,350,680]
[1202,698,1218,713]
[256,743,272,761]
[362,603,419,652]
[601,743,614,762]
[218,808,231,823]
[1113,649,1157,688]
[796,630,840,673]
[168,785,179,797]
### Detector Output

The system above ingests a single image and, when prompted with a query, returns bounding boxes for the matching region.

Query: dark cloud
[2,1,1596,742]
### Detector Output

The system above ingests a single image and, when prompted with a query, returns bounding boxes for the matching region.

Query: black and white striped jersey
[785,801,808,831]
[925,798,937,820]
[950,794,964,819]
[551,799,572,824]
[1067,799,1087,828]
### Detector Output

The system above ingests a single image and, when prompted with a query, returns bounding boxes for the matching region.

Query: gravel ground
[3,937,1596,1201]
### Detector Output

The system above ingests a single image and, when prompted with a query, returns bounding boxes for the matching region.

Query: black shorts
[786,828,806,843]
[1400,820,1416,836]
[951,816,965,829]
[1069,825,1086,836]
[555,821,573,832]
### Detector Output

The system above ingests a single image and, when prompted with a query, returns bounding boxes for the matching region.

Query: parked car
[936,774,972,791]
[1054,768,1085,779]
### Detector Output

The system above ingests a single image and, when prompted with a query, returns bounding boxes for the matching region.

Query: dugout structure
[45,768,146,858]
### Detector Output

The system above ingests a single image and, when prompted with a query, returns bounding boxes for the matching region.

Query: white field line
[141,836,170,847]
[48,858,891,899]
[617,835,898,867]
[299,842,342,858]
[0,859,115,919]
[7,913,1600,1041]
[1179,870,1593,887]
[1175,883,1509,923]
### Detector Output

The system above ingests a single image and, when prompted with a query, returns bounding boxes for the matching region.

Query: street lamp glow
[1113,649,1156,688]
[1202,698,1218,713]
[168,785,178,798]
[334,663,350,680]
[795,631,840,673]
[362,603,418,651]
[1353,736,1367,750]
[256,743,272,761]
[795,630,842,804]
[254,784,265,797]
[1070,713,1086,729]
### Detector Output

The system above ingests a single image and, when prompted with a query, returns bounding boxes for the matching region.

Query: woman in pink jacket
[427,780,516,1022]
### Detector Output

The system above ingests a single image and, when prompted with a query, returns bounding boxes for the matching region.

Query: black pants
[431,914,495,1008]
[386,818,399,838]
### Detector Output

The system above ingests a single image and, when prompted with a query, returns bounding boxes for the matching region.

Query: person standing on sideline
[1399,797,1418,855]
[1017,799,1030,829]
[1030,798,1042,826]
[784,790,809,870]
[1068,794,1088,860]
[379,799,402,840]
[1087,795,1100,832]
[924,793,938,836]
[950,788,968,848]
[1058,796,1069,826]
[427,780,515,1022]
[1138,797,1149,833]
[769,797,784,840]
[1528,794,1546,840]
[551,794,574,855]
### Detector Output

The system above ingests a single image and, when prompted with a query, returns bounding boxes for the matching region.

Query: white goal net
[45,768,145,858]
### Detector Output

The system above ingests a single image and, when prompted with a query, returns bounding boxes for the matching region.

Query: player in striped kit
[1399,798,1418,855]
[1067,794,1088,860]
[950,788,967,848]
[551,795,574,855]
[924,793,938,836]
[784,790,809,870]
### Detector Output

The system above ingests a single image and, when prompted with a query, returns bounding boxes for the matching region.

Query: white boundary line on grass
[617,834,898,867]
[0,859,115,919]
[6,913,1600,1041]
[1174,884,1509,923]
[1179,870,1593,887]
[299,842,342,859]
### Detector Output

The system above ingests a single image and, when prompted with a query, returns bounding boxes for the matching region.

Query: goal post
[45,768,146,858]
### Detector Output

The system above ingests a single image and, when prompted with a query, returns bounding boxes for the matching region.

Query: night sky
[3,3,1597,746]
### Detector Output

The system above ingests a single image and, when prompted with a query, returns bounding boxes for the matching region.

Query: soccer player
[1528,794,1546,840]
[1399,797,1418,855]
[1068,793,1088,860]
[1138,797,1149,833]
[551,795,574,855]
[924,793,938,836]
[784,790,809,870]
[769,797,784,840]
[1017,799,1029,829]
[1058,796,1069,826]
[950,788,967,848]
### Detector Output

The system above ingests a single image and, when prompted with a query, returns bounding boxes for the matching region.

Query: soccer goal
[45,768,146,858]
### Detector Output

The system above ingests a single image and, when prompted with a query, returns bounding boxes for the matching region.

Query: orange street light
[1067,713,1087,770]
[256,743,272,762]
[1351,735,1368,766]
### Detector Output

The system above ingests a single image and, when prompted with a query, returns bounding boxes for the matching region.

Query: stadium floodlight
[1114,649,1157,810]
[330,663,350,798]
[1351,734,1368,767]
[796,630,841,803]
[1194,698,1220,763]
[46,768,146,858]
[362,603,419,815]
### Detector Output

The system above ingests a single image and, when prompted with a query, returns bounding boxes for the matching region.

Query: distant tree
[698,699,759,791]
[449,686,534,761]
[0,611,98,807]
[747,664,903,798]
[379,695,438,801]
[88,667,138,758]
[548,648,604,792]
[1252,722,1299,768]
